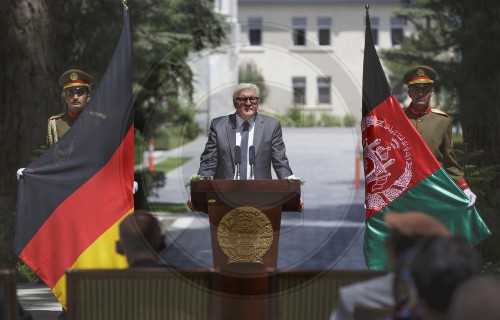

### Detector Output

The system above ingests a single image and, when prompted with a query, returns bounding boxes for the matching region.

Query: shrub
[284,107,317,127]
[454,143,500,271]
[16,262,39,283]
[343,114,357,127]
[318,112,342,127]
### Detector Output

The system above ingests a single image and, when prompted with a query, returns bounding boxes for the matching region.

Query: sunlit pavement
[153,127,367,270]
[18,127,368,319]
[17,284,62,320]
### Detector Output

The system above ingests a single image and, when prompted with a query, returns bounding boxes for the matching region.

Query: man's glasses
[235,97,259,103]
[409,84,433,92]
[65,89,88,97]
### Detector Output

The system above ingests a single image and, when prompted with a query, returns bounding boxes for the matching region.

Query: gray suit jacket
[330,272,395,320]
[198,113,293,179]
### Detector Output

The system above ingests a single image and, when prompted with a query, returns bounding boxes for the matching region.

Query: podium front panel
[189,179,302,320]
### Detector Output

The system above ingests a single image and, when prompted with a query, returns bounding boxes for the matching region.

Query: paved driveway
[151,127,367,270]
[17,127,369,320]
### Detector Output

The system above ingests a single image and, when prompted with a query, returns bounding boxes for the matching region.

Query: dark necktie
[240,121,250,180]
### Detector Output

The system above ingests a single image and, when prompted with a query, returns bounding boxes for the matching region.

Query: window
[369,17,379,45]
[292,77,306,105]
[248,17,262,45]
[317,77,331,104]
[317,17,331,45]
[391,17,405,46]
[292,17,307,46]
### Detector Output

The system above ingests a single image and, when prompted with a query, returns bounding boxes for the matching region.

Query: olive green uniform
[47,113,76,146]
[47,69,93,146]
[404,108,464,182]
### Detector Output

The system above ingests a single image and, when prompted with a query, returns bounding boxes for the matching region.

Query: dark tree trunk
[0,0,62,267]
[457,1,500,186]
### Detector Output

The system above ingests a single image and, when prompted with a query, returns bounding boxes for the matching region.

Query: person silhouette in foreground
[57,212,167,320]
[331,211,450,320]
[447,275,500,320]
[408,236,481,320]
[116,210,166,268]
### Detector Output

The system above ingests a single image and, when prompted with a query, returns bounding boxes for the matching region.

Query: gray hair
[233,83,260,100]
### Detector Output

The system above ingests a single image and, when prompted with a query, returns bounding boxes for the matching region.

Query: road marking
[165,217,364,230]
[282,219,364,228]
[171,217,195,229]
[17,286,62,311]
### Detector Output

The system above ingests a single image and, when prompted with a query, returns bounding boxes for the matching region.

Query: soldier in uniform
[403,65,476,206]
[47,69,93,146]
[17,68,138,192]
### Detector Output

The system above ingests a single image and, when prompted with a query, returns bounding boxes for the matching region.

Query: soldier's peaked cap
[403,65,437,86]
[59,69,93,90]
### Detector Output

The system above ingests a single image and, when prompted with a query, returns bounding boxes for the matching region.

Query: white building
[191,0,415,129]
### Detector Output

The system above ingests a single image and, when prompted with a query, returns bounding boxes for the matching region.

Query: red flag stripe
[19,127,134,288]
[362,95,441,219]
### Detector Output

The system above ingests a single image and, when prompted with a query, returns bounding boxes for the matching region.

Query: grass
[154,157,191,173]
[147,156,192,213]
[17,262,40,283]
[453,133,464,144]
[149,202,188,213]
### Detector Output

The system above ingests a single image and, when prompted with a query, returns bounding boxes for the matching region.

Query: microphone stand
[249,146,255,180]
[234,146,241,180]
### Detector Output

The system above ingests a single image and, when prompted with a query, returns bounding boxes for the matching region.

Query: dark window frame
[292,17,307,46]
[317,77,331,104]
[317,17,331,46]
[249,17,263,46]
[292,77,306,105]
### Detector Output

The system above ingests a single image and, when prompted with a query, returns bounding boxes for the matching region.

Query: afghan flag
[361,10,490,270]
[14,9,134,307]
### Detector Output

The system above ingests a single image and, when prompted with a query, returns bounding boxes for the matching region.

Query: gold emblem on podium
[217,206,273,264]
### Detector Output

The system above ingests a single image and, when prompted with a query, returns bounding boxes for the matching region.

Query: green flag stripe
[364,167,491,270]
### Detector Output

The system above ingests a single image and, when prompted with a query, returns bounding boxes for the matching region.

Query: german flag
[14,9,134,307]
[361,8,490,270]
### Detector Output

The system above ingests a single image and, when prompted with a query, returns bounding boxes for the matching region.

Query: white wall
[190,1,416,129]
[238,2,415,119]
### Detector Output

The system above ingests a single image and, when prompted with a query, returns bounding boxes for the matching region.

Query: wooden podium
[190,179,302,320]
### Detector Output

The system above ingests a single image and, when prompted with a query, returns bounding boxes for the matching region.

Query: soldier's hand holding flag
[464,188,477,207]
[16,168,25,180]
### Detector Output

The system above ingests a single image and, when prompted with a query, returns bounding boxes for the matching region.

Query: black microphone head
[249,146,255,165]
[234,146,241,164]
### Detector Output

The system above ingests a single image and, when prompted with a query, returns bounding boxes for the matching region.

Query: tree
[381,0,500,267]
[0,0,226,267]
[0,0,62,268]
[381,0,500,177]
[448,1,500,170]
[239,61,269,103]
[57,0,226,135]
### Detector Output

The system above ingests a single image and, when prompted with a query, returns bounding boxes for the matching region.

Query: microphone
[234,146,241,180]
[249,146,255,180]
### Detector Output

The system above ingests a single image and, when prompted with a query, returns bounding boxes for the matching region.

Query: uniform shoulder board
[89,111,107,119]
[431,109,450,117]
[48,112,65,120]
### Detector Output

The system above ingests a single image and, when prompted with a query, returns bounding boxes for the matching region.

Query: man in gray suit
[198,83,293,179]
[330,212,450,320]
[187,83,296,210]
